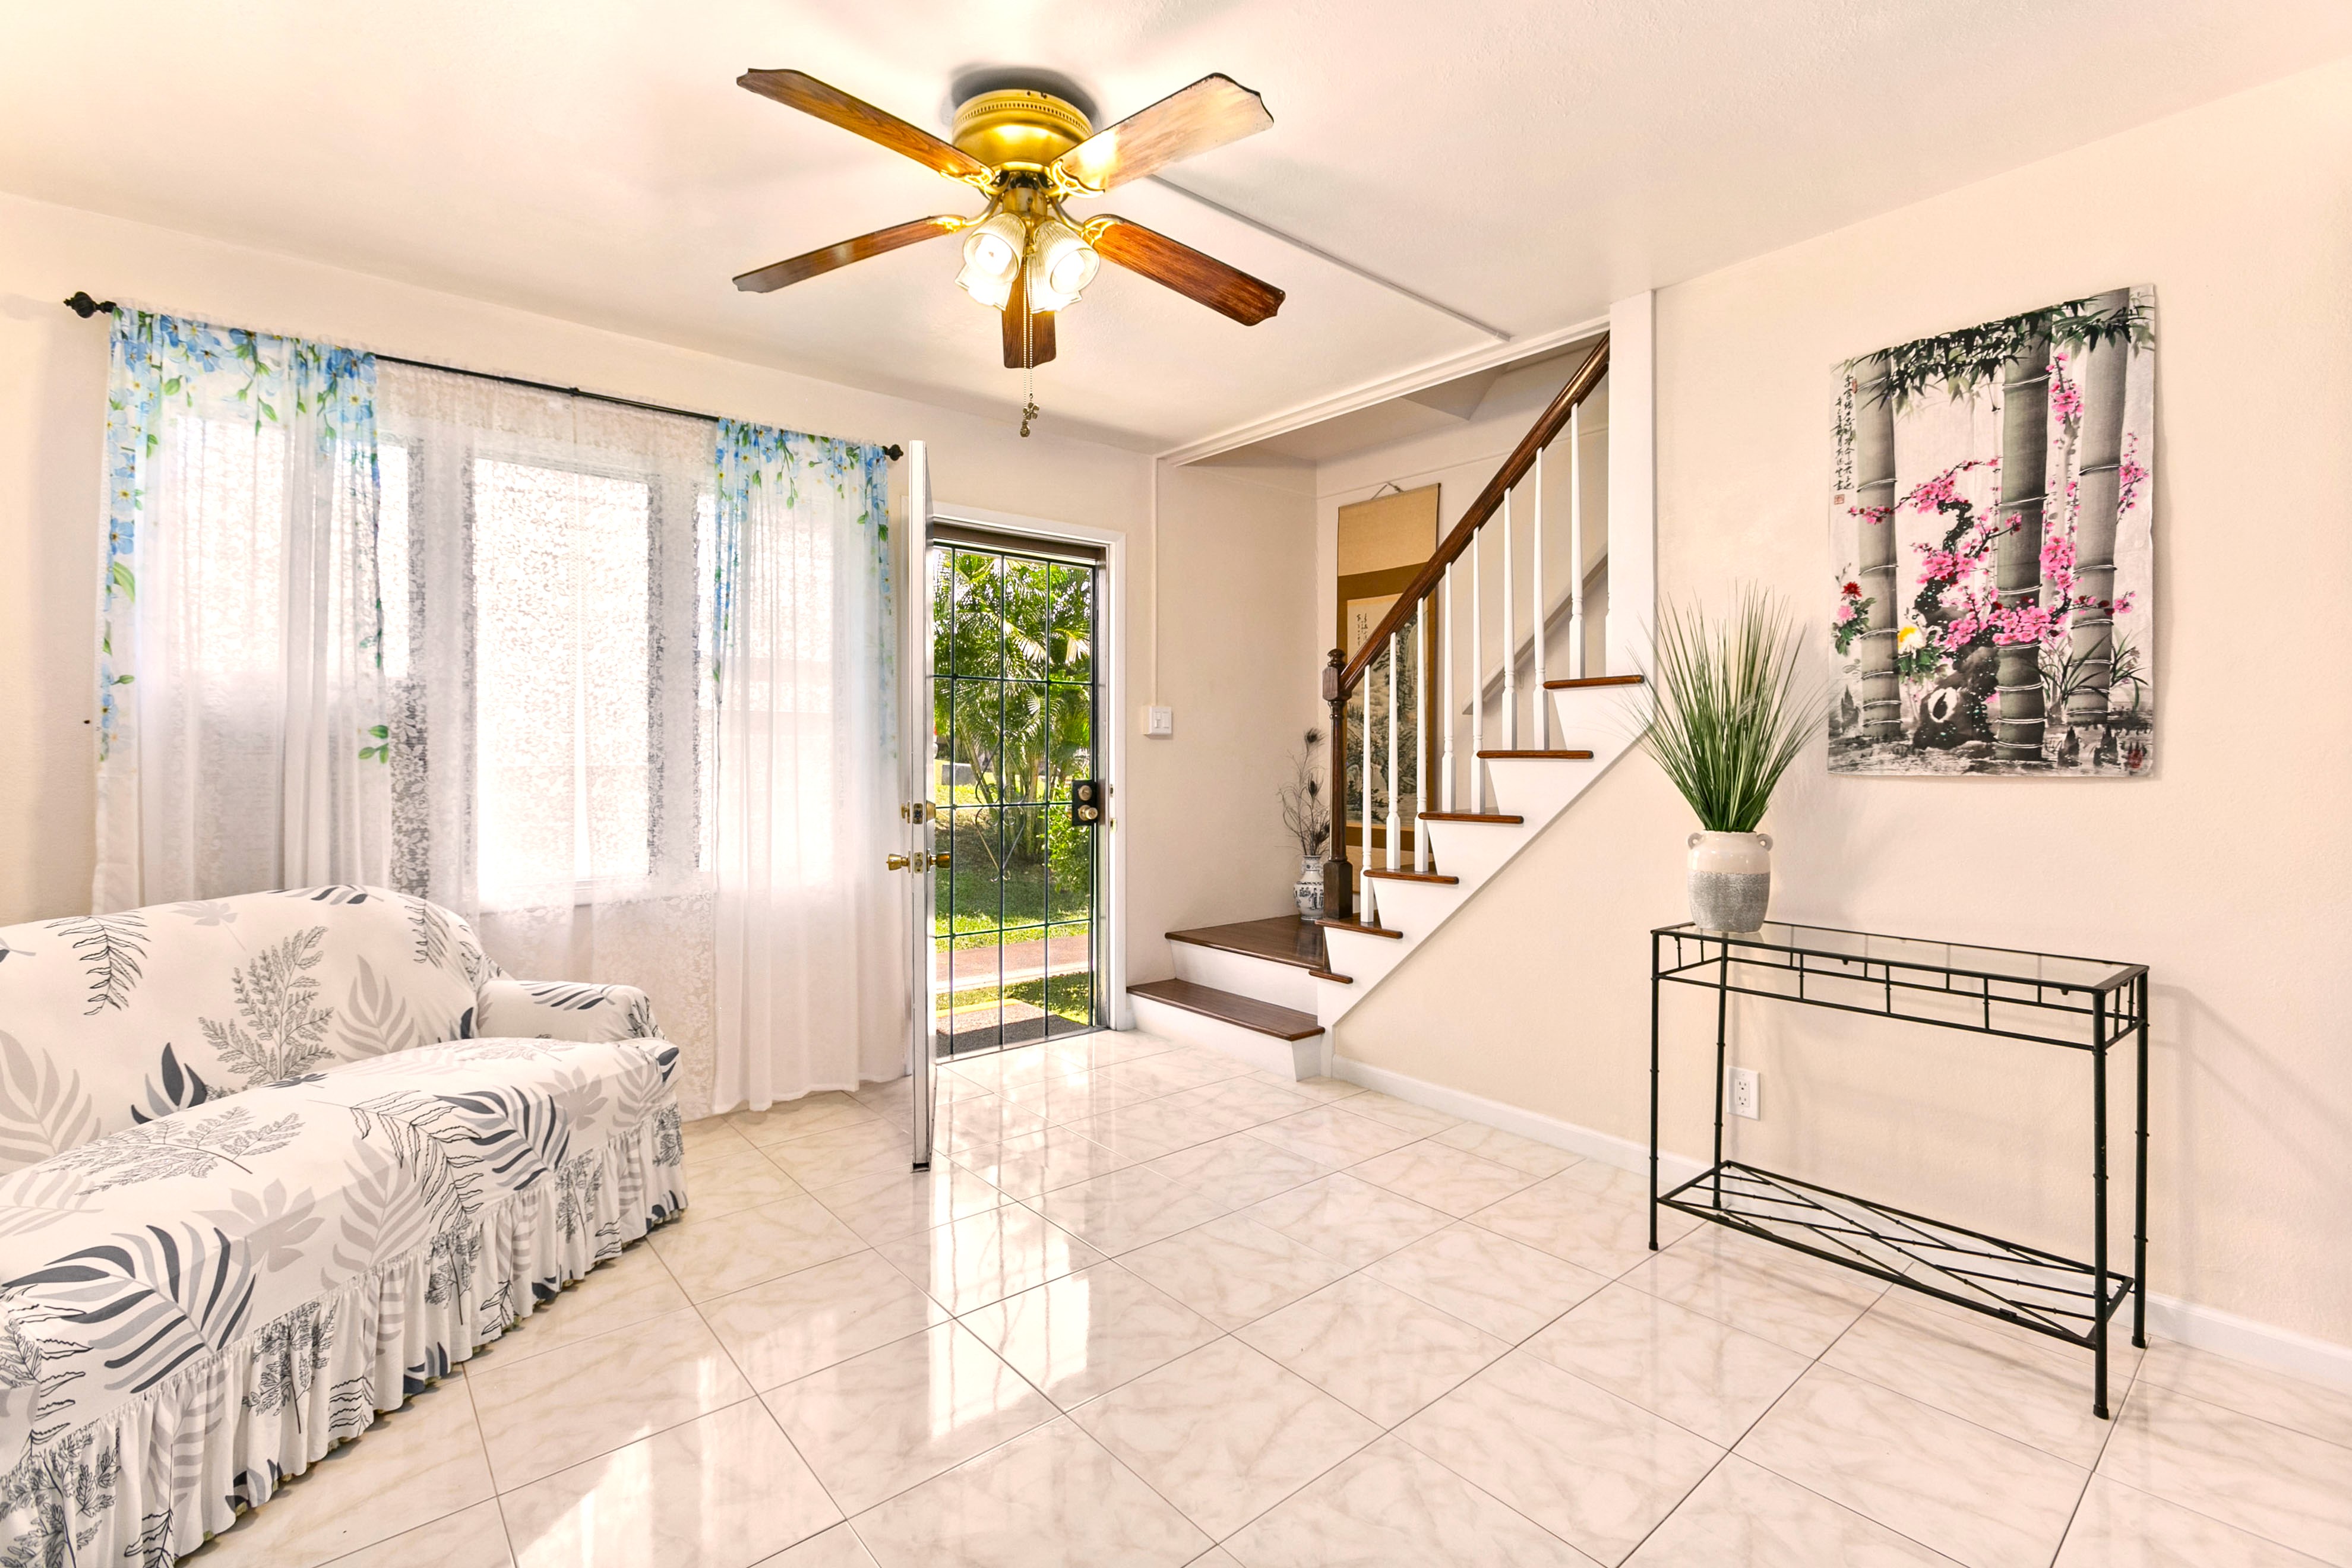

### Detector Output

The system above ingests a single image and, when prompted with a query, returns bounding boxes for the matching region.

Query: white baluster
[1441,562,1456,815]
[1569,403,1586,680]
[1470,528,1485,813]
[1501,490,1517,751]
[1532,449,1548,748]
[1384,630,1400,871]
[1360,675,1376,925]
[1414,599,1430,872]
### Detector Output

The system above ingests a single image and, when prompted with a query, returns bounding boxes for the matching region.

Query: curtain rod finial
[65,292,118,320]
[884,444,904,461]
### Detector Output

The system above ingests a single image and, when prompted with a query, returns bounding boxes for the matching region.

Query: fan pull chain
[1019,308,1039,438]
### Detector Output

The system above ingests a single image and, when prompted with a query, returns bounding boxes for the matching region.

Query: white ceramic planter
[1687,830,1772,933]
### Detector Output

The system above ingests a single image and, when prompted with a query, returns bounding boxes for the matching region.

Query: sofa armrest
[475,978,662,1045]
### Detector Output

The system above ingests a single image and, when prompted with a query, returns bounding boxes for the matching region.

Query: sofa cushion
[0,886,491,1174]
[0,1033,685,1558]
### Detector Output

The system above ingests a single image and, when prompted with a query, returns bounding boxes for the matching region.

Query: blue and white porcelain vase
[1294,854,1327,919]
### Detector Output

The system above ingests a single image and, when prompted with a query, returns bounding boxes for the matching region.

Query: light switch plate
[1144,705,1174,738]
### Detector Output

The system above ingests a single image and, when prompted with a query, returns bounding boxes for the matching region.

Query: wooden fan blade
[733,216,964,293]
[1000,268,1057,367]
[739,69,990,183]
[1051,74,1271,192]
[1092,217,1284,325]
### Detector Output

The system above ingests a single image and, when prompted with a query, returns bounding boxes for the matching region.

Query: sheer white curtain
[711,421,906,1109]
[377,363,720,1113]
[94,312,386,911]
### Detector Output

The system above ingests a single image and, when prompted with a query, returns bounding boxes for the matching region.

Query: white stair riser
[1323,927,1412,988]
[1484,754,1602,824]
[1169,943,1316,1011]
[1361,877,1464,939]
[1128,993,1323,1080]
[1420,818,1531,885]
[1548,686,1643,754]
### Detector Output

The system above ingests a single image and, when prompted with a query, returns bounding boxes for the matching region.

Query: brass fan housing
[951,89,1093,171]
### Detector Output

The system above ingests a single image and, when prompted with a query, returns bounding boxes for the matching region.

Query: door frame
[927,501,1130,1033]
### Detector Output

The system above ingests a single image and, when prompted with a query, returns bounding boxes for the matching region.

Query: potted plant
[1637,592,1823,934]
[1278,728,1333,918]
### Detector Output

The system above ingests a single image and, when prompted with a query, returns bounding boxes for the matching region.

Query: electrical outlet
[1729,1066,1760,1120]
[1143,705,1174,738]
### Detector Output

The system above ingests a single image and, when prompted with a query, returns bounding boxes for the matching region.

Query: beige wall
[0,191,1314,1096]
[1334,59,2352,1348]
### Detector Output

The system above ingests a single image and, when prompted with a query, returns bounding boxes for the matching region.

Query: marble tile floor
[180,1030,2352,1568]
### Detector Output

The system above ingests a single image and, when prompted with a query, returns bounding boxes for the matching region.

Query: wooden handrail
[1336,336,1610,697]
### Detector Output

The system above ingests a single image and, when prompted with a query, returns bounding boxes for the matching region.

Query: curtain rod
[61,292,904,461]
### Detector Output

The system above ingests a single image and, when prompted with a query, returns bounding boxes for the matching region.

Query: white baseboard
[1327,1055,1708,1190]
[1327,1054,2352,1396]
[2141,1293,2352,1395]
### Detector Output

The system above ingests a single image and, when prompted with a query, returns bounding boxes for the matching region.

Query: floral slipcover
[0,887,686,1561]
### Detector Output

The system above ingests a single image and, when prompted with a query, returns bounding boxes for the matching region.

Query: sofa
[0,884,688,1561]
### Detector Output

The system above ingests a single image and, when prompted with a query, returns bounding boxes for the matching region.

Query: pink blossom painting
[1829,287,2155,776]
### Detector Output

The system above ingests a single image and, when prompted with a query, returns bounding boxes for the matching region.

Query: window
[375,364,712,913]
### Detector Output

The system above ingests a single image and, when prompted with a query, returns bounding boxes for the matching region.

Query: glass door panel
[931,535,1102,1057]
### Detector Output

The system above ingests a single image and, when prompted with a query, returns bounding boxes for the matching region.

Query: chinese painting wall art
[1829,287,2155,776]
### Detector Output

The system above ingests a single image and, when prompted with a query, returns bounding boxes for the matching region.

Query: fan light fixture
[732,68,1288,434]
[956,211,1026,310]
[1026,215,1101,311]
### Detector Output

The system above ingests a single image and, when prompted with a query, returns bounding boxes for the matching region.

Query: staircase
[1127,331,1651,1077]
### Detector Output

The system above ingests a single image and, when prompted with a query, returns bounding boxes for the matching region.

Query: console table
[1648,920,2149,1418]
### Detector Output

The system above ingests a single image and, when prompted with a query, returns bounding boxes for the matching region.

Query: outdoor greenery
[1639,591,1825,833]
[931,545,1097,954]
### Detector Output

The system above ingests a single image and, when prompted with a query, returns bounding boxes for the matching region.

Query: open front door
[900,442,938,1171]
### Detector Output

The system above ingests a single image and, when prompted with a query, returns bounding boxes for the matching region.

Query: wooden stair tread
[1419,811,1523,824]
[1542,674,1645,690]
[1477,749,1595,759]
[1362,869,1459,885]
[1165,915,1324,972]
[1307,969,1353,984]
[1128,979,1323,1042]
[1313,918,1405,940]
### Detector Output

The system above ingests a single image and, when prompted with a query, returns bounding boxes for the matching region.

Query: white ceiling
[4,2,2344,453]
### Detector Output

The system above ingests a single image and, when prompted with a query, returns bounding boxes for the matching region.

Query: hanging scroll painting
[1829,287,2155,776]
[1336,484,1437,868]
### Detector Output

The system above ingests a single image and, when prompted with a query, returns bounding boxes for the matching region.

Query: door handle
[886,853,911,871]
[886,852,951,872]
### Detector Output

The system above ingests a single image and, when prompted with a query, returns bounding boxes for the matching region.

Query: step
[1165,915,1322,1011]
[1477,749,1595,760]
[1307,968,1352,984]
[1363,869,1459,885]
[1418,811,1523,824]
[1127,979,1324,1080]
[1311,917,1403,940]
[1542,673,1645,690]
[1166,915,1324,970]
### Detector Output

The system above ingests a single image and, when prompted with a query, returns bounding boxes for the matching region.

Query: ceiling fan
[731,69,1287,382]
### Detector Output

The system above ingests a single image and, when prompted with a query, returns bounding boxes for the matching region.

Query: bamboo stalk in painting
[1994,333,2051,761]
[2066,286,2131,738]
[1850,353,1901,740]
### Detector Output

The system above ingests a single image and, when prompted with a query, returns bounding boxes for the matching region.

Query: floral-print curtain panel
[710,420,906,1109]
[94,311,386,911]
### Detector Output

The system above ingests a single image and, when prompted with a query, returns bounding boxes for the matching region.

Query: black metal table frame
[1646,921,2149,1418]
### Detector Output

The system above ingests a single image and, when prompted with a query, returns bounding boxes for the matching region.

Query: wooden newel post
[1322,647,1354,921]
